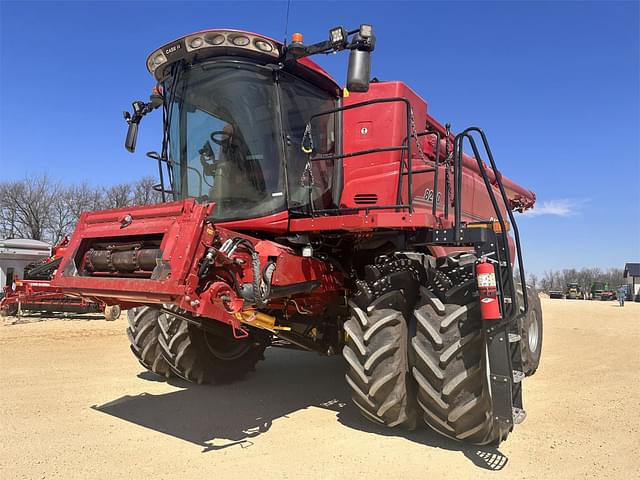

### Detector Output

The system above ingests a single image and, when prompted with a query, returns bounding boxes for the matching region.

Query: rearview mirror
[347,49,371,93]
[125,121,139,153]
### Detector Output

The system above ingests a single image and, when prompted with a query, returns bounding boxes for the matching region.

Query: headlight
[189,37,203,48]
[204,33,225,46]
[254,40,273,52]
[231,35,250,46]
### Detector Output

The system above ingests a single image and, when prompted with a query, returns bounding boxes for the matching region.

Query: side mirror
[347,48,371,93]
[123,94,163,153]
[125,121,139,153]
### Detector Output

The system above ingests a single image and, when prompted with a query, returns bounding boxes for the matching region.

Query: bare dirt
[1,299,639,479]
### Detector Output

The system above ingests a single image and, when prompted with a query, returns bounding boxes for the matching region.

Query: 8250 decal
[423,188,441,205]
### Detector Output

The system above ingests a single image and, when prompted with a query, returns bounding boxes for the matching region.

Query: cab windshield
[166,62,284,221]
[165,61,336,221]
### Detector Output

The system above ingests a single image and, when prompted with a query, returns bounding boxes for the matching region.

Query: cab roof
[147,29,340,95]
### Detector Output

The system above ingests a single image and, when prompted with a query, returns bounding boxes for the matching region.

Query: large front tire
[157,311,267,384]
[127,306,173,378]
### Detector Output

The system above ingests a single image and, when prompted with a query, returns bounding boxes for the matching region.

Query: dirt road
[1,299,639,479]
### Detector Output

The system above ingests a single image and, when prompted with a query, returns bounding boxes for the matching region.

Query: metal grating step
[513,407,527,424]
[512,370,525,383]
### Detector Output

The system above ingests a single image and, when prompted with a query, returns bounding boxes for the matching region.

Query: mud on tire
[157,310,267,384]
[343,258,421,428]
[127,306,173,378]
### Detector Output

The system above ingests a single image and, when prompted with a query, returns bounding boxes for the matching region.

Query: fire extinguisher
[476,259,501,320]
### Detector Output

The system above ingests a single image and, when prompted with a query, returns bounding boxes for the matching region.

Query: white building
[0,238,51,292]
[624,263,640,300]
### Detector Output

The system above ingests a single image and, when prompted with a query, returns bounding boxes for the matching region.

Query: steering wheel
[210,130,232,146]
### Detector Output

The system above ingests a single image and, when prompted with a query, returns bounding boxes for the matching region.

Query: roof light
[231,35,250,46]
[204,33,225,45]
[254,40,273,52]
[329,26,346,47]
[146,30,281,78]
[189,37,203,48]
[359,24,372,38]
[291,32,303,43]
[152,53,167,66]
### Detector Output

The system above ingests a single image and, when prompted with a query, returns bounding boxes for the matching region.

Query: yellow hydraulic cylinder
[234,310,291,333]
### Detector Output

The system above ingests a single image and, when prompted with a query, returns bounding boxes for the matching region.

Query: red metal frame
[0,280,101,315]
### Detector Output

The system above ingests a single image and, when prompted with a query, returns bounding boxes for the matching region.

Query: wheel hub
[528,311,540,352]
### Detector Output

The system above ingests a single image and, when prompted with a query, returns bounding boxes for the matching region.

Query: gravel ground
[1,298,639,479]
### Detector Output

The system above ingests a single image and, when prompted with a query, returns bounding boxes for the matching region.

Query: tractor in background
[565,282,584,300]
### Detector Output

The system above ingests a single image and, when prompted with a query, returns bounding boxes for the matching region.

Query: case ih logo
[165,43,182,56]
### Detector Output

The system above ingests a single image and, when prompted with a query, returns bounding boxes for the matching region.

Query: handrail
[306,97,414,215]
[453,128,528,318]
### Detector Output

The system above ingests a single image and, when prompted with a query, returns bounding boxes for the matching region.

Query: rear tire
[127,306,173,378]
[517,285,543,376]
[343,257,421,429]
[411,253,504,445]
[157,310,267,384]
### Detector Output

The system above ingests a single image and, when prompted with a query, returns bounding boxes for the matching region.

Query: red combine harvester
[53,25,543,445]
[1,238,120,320]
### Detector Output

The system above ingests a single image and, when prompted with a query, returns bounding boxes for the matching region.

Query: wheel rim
[203,331,252,361]
[528,311,540,352]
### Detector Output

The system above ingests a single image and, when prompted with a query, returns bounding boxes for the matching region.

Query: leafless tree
[132,176,162,206]
[102,183,133,210]
[0,175,58,241]
[0,175,162,244]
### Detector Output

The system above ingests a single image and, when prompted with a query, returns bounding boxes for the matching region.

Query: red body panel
[53,200,343,331]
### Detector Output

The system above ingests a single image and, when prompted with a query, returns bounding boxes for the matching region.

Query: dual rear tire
[343,253,542,445]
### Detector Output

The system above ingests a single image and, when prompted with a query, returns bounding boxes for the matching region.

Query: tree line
[0,174,162,244]
[528,267,625,294]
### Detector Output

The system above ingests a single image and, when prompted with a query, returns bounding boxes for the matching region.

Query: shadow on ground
[94,348,507,470]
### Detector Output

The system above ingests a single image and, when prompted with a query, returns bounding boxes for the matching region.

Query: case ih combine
[53,25,543,445]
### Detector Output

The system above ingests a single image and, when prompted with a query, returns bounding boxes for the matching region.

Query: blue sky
[0,1,638,275]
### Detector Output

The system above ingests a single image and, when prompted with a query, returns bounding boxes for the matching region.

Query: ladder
[424,127,529,441]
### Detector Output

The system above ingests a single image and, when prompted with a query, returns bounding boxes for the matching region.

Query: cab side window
[280,75,336,210]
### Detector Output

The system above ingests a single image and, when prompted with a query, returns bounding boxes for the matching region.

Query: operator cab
[124,27,375,222]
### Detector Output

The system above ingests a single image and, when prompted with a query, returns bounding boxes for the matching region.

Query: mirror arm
[123,93,163,153]
[282,25,375,62]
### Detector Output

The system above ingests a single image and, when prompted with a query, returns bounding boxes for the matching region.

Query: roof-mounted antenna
[283,0,291,45]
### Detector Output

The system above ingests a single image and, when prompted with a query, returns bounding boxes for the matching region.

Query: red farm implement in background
[53,25,543,446]
[1,238,120,320]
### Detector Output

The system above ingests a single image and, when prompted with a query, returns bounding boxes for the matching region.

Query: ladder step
[512,407,527,424]
[508,333,521,343]
[512,370,525,383]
